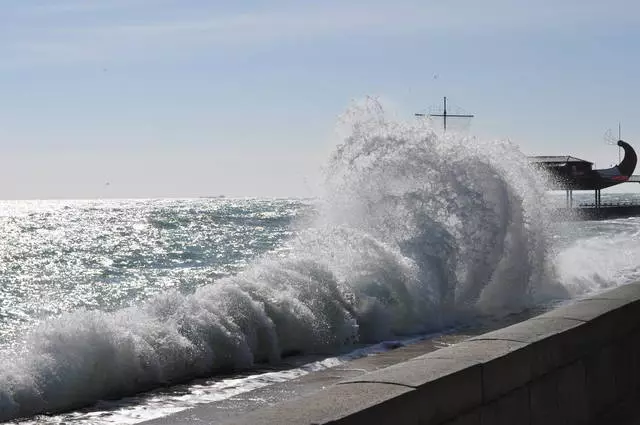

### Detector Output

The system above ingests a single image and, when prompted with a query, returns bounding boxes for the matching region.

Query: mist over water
[552,208,640,296]
[0,100,622,422]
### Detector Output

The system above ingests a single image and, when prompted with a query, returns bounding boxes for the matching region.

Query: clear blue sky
[1,0,639,199]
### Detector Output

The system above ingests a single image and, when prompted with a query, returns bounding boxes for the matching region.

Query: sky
[1,0,640,199]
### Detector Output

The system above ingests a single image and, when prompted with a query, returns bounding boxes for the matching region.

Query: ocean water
[2,102,640,424]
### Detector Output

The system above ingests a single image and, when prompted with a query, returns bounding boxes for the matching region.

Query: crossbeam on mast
[415,97,474,132]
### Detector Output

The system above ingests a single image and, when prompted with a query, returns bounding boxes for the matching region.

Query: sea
[2,102,640,424]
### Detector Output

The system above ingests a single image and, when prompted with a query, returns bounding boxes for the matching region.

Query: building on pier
[529,140,637,209]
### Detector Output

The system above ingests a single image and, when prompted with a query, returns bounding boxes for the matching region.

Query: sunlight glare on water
[0,198,304,344]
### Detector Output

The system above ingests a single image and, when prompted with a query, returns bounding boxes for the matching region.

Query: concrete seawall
[208,283,640,425]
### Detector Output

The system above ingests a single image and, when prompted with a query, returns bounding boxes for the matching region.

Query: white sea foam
[0,99,563,421]
[554,217,640,296]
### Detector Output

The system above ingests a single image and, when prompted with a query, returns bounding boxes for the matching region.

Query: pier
[556,201,640,220]
[530,139,640,220]
[554,175,640,220]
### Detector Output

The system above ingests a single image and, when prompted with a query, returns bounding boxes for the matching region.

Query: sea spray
[0,99,561,421]
[554,222,640,295]
[319,99,556,310]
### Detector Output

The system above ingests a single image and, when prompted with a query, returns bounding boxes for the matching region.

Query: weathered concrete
[143,282,640,424]
[142,336,472,425]
[344,357,482,424]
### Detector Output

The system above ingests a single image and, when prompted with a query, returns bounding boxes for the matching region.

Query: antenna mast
[415,96,475,132]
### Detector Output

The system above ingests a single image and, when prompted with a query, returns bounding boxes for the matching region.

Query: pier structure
[413,101,639,220]
[529,139,640,219]
[528,155,593,208]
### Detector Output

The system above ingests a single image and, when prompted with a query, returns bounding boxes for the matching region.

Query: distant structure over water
[529,139,640,219]
[415,99,640,219]
[530,140,637,190]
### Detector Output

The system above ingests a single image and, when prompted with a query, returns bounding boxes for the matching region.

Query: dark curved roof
[528,155,592,165]
[529,140,637,190]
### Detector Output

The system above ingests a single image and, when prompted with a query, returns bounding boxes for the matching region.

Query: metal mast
[415,97,475,132]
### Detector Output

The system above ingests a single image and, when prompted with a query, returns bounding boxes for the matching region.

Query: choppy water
[0,199,307,345]
[2,101,640,424]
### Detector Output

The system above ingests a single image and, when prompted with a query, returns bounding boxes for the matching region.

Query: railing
[577,201,640,208]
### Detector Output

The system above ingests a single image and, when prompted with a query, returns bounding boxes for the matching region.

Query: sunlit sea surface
[0,198,307,345]
[1,193,640,424]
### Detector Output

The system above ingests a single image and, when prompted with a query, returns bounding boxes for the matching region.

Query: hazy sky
[1,0,640,199]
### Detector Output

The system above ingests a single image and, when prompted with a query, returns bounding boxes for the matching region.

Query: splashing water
[0,100,564,421]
